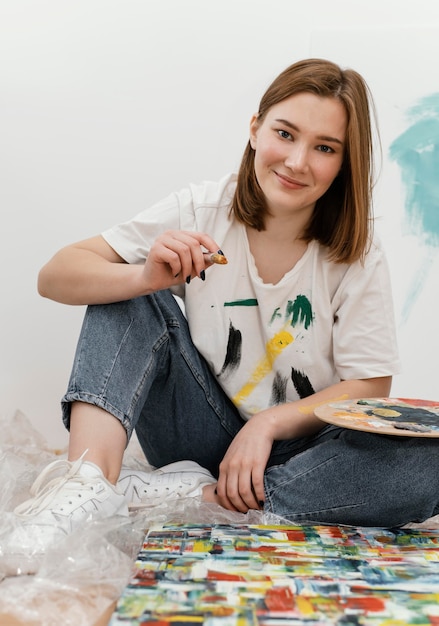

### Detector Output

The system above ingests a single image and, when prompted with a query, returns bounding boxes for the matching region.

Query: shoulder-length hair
[231,58,378,264]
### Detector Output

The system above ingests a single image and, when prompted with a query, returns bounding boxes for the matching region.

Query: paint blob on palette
[315,397,439,436]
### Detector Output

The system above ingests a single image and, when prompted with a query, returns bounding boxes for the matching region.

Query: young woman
[10,59,439,564]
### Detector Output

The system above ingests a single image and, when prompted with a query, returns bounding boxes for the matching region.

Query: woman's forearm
[253,377,393,442]
[38,242,147,305]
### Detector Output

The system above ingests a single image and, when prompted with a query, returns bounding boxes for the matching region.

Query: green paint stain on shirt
[270,307,282,324]
[286,295,313,329]
[224,299,259,307]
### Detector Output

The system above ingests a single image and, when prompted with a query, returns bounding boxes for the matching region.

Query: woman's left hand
[214,376,394,512]
[215,414,274,513]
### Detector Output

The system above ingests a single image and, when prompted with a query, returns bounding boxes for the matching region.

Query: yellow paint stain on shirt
[233,329,294,406]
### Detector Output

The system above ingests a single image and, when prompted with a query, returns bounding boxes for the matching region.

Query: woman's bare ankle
[67,402,127,484]
[202,482,220,504]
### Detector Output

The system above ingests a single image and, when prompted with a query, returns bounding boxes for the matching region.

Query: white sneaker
[118,460,216,509]
[2,454,128,575]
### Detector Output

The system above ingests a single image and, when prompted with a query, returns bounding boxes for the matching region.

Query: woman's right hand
[38,230,222,305]
[140,229,222,293]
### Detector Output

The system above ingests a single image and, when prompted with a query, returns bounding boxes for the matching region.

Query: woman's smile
[273,170,308,189]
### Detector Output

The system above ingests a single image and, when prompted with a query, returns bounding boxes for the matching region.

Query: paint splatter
[389,93,439,323]
[299,394,349,416]
[270,307,282,324]
[286,295,313,329]
[218,321,242,378]
[233,329,294,406]
[270,371,288,404]
[269,296,313,328]
[224,298,258,307]
[291,367,315,399]
[227,296,314,406]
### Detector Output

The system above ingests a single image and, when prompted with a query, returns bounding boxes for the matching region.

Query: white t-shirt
[102,173,400,421]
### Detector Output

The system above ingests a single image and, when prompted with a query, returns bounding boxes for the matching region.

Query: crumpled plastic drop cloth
[0,411,287,625]
[1,410,438,625]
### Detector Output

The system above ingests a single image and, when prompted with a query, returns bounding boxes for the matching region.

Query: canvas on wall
[311,28,439,401]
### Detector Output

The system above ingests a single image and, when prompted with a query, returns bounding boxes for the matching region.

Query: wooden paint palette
[314,397,439,437]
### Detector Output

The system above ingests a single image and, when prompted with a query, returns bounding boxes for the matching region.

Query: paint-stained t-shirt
[102,173,400,421]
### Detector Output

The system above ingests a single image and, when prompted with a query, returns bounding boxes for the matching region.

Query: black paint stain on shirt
[270,372,288,405]
[218,321,242,378]
[291,367,315,399]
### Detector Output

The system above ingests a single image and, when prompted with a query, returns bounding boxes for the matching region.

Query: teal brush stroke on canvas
[389,94,439,244]
[389,93,439,323]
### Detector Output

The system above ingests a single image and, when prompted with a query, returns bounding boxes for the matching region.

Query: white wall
[2,0,439,447]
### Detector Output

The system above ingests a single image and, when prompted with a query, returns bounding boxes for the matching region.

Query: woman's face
[250,92,347,220]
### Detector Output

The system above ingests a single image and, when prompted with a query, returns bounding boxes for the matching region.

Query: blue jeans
[62,290,439,527]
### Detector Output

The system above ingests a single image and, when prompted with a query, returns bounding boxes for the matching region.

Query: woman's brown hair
[231,58,377,263]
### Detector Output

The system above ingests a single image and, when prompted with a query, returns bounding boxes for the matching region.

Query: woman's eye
[278,129,292,140]
[317,145,334,153]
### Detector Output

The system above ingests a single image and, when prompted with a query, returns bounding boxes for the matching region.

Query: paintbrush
[204,250,228,265]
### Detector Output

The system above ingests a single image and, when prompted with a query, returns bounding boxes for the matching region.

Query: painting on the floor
[109,522,439,625]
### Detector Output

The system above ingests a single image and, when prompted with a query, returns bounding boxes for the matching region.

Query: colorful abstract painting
[109,522,439,625]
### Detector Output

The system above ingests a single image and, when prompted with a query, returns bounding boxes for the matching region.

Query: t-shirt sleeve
[101,173,236,264]
[101,190,188,264]
[332,241,401,380]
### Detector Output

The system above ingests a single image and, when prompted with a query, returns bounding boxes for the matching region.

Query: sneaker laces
[14,450,94,518]
[119,461,217,509]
